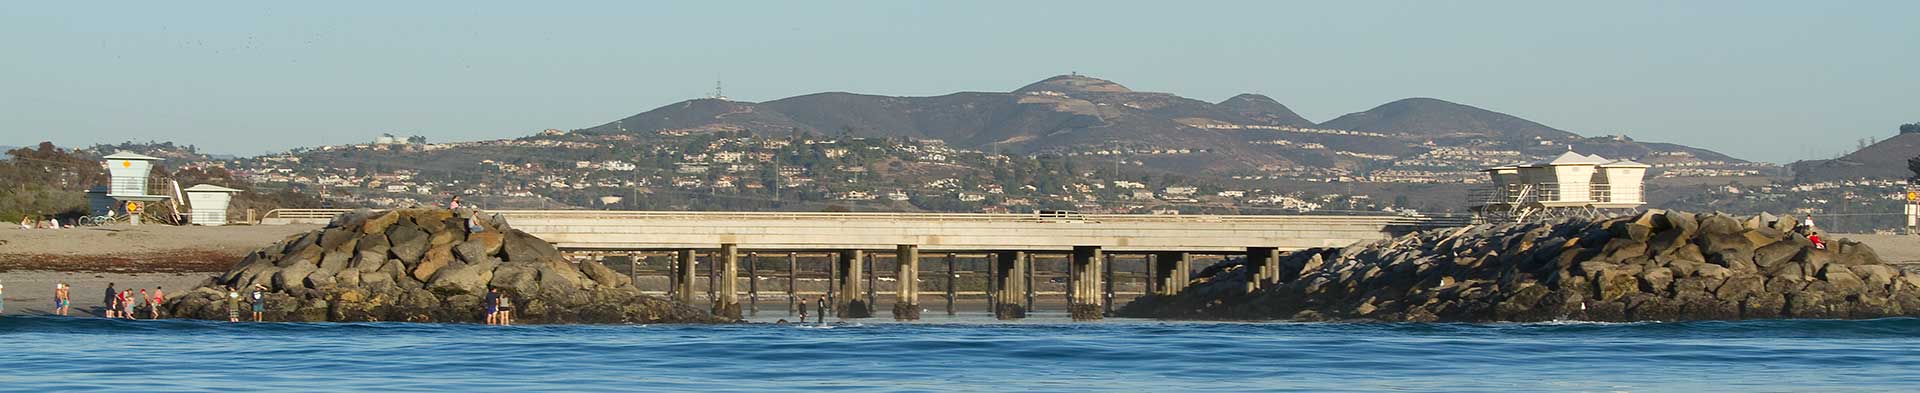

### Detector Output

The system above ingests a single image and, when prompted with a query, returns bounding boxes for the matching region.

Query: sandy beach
[0,224,317,273]
[0,224,314,316]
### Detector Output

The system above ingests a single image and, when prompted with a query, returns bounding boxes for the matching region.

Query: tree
[1901,123,1919,135]
[1910,155,1920,180]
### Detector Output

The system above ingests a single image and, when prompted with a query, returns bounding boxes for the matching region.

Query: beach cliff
[1120,210,1920,322]
[164,208,728,324]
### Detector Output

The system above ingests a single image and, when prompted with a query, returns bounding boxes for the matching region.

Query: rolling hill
[575,74,1746,174]
[1791,131,1920,182]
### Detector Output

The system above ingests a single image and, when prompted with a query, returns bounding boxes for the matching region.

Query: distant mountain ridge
[578,74,1745,173]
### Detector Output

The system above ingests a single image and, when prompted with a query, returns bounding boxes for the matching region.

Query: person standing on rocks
[250,285,266,322]
[1803,214,1816,231]
[104,283,118,318]
[55,283,70,316]
[226,287,241,323]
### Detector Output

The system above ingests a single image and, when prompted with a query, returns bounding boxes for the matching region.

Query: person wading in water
[816,295,829,323]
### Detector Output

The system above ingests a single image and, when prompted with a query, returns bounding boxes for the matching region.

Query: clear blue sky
[3,1,1915,162]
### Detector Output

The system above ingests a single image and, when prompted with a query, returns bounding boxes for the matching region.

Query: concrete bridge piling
[893,245,921,320]
[1069,246,1104,320]
[836,250,871,318]
[992,251,1029,319]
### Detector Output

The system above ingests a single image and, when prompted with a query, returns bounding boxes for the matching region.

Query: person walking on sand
[250,285,266,322]
[150,286,165,319]
[226,287,241,323]
[55,283,70,316]
[104,283,118,318]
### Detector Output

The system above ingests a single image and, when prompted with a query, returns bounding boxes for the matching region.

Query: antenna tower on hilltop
[710,80,727,101]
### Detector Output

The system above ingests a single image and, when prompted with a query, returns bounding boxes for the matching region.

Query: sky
[2,1,1915,162]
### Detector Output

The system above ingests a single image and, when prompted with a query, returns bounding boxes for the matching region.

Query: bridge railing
[490,210,1436,225]
[253,208,1470,229]
[261,208,356,220]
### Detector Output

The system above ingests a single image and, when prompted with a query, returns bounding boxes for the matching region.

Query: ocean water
[2,311,1918,392]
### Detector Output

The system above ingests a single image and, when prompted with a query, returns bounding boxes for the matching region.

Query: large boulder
[501,230,561,263]
[385,224,431,265]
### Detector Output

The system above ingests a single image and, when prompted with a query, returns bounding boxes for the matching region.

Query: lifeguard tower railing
[1471,183,1645,223]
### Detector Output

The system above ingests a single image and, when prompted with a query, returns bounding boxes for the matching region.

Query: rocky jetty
[1120,210,1920,322]
[165,208,727,324]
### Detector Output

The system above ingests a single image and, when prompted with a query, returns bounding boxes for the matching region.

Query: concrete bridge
[264,209,1462,321]
[491,211,1456,321]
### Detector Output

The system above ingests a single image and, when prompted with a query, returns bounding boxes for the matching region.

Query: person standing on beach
[1,284,8,316]
[250,285,266,322]
[150,287,165,319]
[55,283,70,316]
[138,288,150,318]
[104,283,118,318]
[226,287,241,322]
[121,289,135,319]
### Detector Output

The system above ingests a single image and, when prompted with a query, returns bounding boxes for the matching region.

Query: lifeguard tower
[185,184,244,226]
[1472,150,1649,222]
[102,151,171,225]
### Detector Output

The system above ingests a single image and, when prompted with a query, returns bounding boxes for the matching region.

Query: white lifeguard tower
[185,184,244,226]
[103,151,170,225]
[1473,150,1649,222]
